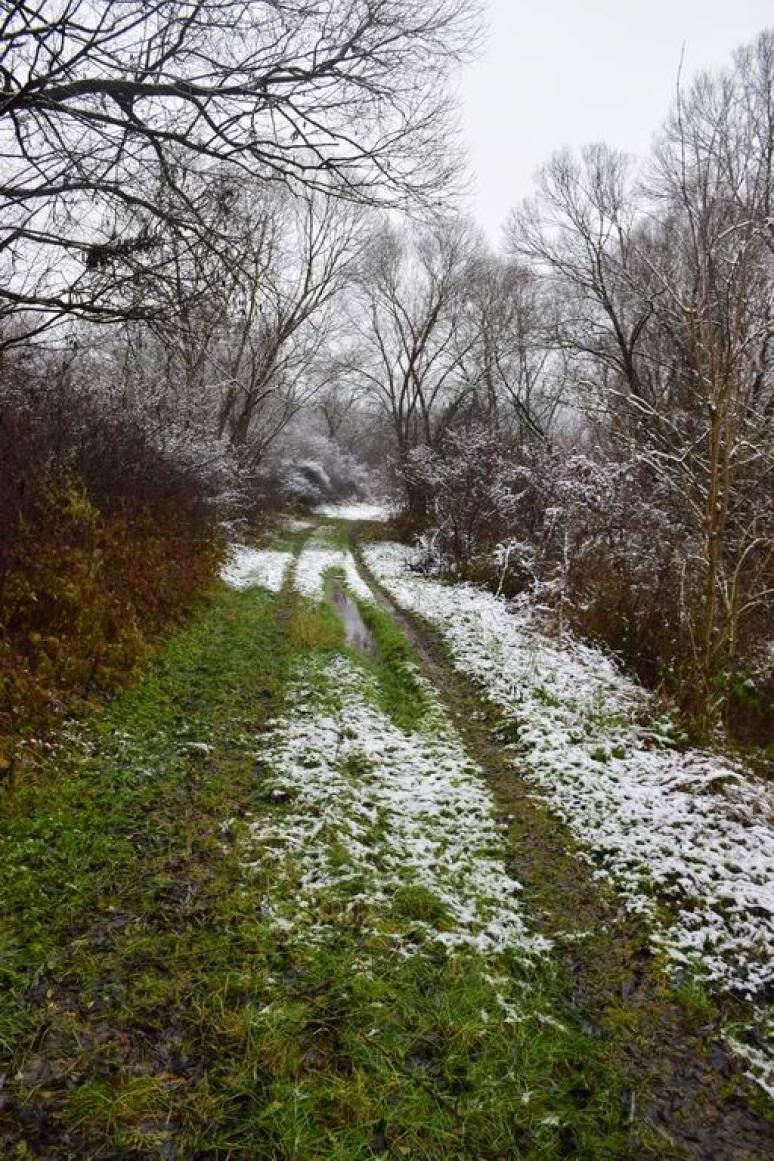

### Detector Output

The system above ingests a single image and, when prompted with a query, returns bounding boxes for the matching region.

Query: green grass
[313,518,352,549]
[265,519,315,555]
[0,581,296,1156]
[0,552,723,1158]
[354,597,429,733]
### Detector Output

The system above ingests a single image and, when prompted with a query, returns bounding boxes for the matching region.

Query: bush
[0,481,219,777]
[0,349,222,779]
[404,430,774,745]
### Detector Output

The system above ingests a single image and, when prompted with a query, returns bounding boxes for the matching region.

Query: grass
[354,597,429,733]
[312,518,352,550]
[1,528,768,1157]
[0,581,294,1156]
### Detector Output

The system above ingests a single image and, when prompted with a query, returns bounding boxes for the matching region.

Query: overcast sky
[459,0,773,246]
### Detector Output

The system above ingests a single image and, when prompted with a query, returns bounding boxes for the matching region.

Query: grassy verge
[354,597,428,733]
[0,581,294,1157]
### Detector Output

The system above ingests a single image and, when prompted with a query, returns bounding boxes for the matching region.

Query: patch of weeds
[315,519,351,549]
[494,717,523,745]
[339,750,374,778]
[533,685,561,707]
[220,922,656,1160]
[391,884,453,926]
[675,978,718,1031]
[288,600,343,651]
[266,522,313,555]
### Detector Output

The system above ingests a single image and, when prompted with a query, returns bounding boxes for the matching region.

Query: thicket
[406,430,773,748]
[0,351,220,777]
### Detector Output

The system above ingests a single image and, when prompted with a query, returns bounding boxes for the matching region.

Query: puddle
[329,578,377,658]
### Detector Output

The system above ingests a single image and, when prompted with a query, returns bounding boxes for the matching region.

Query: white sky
[459,0,774,246]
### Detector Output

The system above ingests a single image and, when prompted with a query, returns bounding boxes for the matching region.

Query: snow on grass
[727,1027,774,1100]
[295,543,373,602]
[314,502,396,522]
[363,542,774,1005]
[241,654,548,967]
[221,546,293,592]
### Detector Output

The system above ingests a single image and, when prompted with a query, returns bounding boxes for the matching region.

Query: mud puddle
[329,577,377,658]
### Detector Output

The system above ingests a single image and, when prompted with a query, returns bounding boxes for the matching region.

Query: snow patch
[363,542,774,1002]
[242,655,549,964]
[295,544,372,602]
[221,546,292,593]
[726,1032,774,1100]
[314,502,396,522]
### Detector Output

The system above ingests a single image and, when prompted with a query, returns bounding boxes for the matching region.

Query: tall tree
[122,179,360,472]
[351,216,480,509]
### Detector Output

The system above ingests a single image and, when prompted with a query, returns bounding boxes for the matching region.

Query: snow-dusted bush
[404,426,525,576]
[0,346,223,773]
[0,345,236,549]
[404,430,750,727]
[280,459,335,508]
[266,423,383,511]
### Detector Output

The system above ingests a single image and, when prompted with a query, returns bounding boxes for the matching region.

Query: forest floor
[0,514,772,1160]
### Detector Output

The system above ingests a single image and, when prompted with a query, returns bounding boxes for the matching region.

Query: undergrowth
[0,479,218,779]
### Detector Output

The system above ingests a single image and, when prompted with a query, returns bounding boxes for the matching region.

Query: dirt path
[0,516,771,1159]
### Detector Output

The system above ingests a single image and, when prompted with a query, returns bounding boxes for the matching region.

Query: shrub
[0,350,222,779]
[0,481,219,778]
[404,431,774,745]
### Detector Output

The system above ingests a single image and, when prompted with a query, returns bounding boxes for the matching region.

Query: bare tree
[509,144,656,430]
[214,191,360,467]
[464,254,566,440]
[640,44,774,729]
[350,216,481,510]
[507,35,774,733]
[0,0,480,340]
[126,179,361,472]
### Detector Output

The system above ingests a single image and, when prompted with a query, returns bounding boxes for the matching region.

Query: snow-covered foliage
[0,345,238,577]
[280,459,336,508]
[364,543,774,1006]
[241,654,549,965]
[405,435,768,731]
[404,426,523,566]
[265,422,379,511]
[221,547,292,593]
